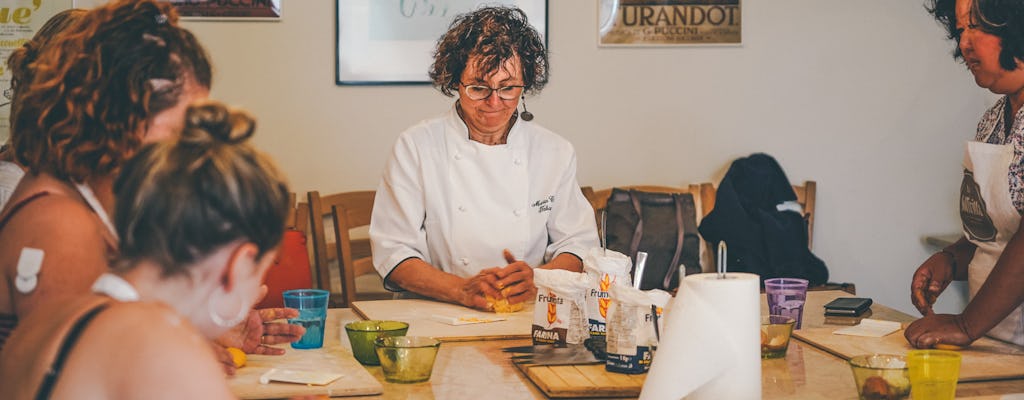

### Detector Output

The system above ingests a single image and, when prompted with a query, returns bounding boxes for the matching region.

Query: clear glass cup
[907,349,961,400]
[282,289,330,349]
[764,278,809,329]
[374,336,442,383]
[344,320,410,365]
[848,354,910,400]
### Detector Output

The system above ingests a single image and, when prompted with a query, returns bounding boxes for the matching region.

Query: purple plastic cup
[764,278,809,329]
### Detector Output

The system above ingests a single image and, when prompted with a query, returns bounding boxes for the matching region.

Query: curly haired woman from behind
[0,100,290,400]
[0,0,211,351]
[0,8,86,209]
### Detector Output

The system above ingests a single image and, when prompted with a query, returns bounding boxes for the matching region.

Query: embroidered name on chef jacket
[531,195,555,213]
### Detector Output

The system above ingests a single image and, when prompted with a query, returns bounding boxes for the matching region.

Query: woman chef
[369,6,599,311]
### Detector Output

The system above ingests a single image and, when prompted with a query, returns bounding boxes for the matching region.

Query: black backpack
[604,188,701,291]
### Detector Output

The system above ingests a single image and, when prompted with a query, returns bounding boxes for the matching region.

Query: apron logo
[531,195,554,213]
[961,170,997,242]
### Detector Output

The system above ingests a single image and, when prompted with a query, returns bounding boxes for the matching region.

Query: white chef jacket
[370,105,599,291]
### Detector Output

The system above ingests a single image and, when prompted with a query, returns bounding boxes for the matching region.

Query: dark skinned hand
[910,253,955,316]
[904,313,973,349]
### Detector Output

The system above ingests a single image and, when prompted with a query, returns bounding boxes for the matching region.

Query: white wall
[183,1,993,315]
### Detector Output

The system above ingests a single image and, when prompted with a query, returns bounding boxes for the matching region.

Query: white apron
[960,141,1024,345]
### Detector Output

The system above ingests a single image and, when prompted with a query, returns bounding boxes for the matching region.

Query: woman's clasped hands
[459,249,536,311]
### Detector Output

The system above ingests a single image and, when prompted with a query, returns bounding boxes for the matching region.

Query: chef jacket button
[458,205,467,212]
[513,158,522,165]
[454,154,462,160]
[514,209,523,217]
[460,257,470,265]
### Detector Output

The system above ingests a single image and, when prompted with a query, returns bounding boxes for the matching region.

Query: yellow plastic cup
[906,349,961,400]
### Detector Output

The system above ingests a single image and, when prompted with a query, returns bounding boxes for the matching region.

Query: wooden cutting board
[228,343,382,399]
[514,362,645,398]
[352,299,533,341]
[794,326,1024,382]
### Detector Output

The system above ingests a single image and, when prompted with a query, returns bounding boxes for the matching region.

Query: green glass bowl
[374,336,441,383]
[344,320,409,365]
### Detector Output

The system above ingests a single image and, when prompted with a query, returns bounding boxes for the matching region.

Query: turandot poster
[599,0,741,46]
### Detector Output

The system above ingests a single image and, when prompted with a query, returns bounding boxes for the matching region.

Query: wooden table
[240,291,1024,399]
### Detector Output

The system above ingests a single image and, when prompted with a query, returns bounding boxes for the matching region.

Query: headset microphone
[520,95,534,121]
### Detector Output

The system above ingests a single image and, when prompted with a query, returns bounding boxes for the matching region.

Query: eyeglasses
[460,83,524,101]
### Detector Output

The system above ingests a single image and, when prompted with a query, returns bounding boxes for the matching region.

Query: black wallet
[823,297,872,316]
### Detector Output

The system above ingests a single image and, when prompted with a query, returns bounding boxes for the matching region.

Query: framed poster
[72,0,282,21]
[336,0,547,85]
[599,0,741,46]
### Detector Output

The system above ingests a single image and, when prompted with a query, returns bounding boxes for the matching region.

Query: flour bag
[533,269,591,345]
[583,248,632,338]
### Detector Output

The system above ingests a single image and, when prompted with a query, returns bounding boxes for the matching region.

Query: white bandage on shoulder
[15,247,44,294]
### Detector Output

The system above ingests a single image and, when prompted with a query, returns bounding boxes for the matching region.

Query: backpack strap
[627,190,644,259]
[663,193,686,289]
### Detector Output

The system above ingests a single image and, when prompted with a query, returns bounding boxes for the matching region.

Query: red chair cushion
[257,229,313,309]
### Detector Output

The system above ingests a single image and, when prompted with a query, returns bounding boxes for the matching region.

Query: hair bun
[181,100,255,146]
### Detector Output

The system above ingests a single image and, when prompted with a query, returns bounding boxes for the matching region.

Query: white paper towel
[640,272,761,400]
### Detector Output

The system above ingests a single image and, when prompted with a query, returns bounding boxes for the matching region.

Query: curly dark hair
[927,0,1024,70]
[429,6,548,97]
[5,9,86,120]
[114,100,289,275]
[11,0,212,182]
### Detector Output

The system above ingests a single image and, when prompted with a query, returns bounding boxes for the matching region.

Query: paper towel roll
[640,272,761,400]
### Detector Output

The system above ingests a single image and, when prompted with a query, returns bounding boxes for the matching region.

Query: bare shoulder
[65,302,235,400]
[0,191,111,316]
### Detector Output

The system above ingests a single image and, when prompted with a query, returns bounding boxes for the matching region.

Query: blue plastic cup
[282,289,330,349]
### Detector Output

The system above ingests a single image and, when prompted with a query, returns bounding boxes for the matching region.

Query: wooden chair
[307,190,390,308]
[584,184,716,272]
[791,181,816,249]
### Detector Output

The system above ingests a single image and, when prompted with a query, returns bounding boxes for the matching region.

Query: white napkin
[833,319,902,337]
[259,368,343,385]
[640,273,761,400]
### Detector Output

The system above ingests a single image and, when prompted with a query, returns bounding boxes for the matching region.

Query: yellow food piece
[768,336,787,347]
[486,287,523,313]
[934,343,964,350]
[489,297,524,313]
[227,347,246,368]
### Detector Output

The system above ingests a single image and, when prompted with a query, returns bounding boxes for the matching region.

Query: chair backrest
[256,193,314,309]
[586,184,715,229]
[329,196,376,308]
[791,181,816,249]
[307,190,376,307]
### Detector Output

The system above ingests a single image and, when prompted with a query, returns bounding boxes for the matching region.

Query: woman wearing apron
[906,0,1024,348]
[369,7,599,311]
